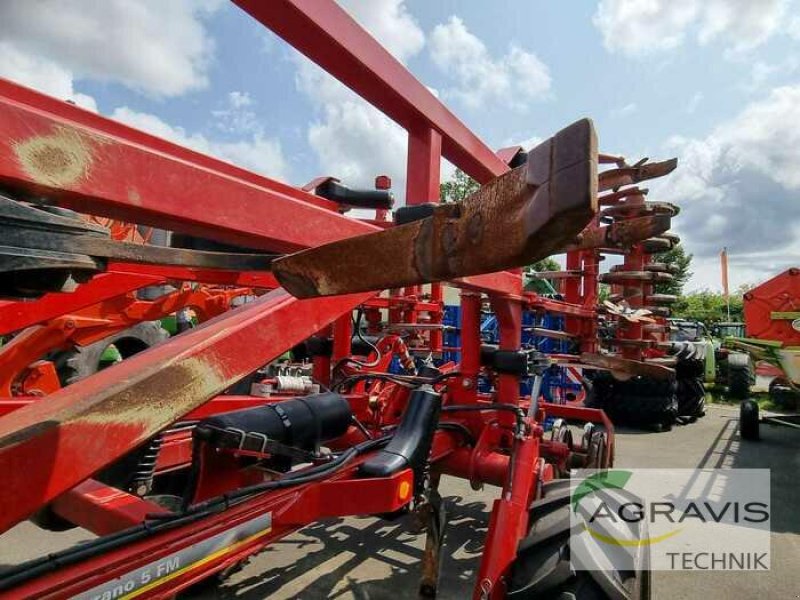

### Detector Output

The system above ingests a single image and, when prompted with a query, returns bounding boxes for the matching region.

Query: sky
[1,0,799,292]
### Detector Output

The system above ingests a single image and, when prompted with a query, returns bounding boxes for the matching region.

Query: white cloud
[744,57,800,92]
[293,0,427,200]
[212,91,258,134]
[0,41,97,111]
[503,135,543,151]
[429,16,551,109]
[307,99,409,190]
[594,0,788,56]
[111,107,289,181]
[0,0,222,97]
[652,84,800,289]
[789,15,800,39]
[337,0,424,62]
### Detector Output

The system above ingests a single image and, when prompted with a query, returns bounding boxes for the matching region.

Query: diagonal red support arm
[0,271,165,335]
[0,289,371,533]
[233,0,508,185]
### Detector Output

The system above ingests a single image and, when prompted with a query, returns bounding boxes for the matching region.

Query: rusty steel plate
[557,352,675,381]
[572,214,671,251]
[600,270,674,283]
[600,200,679,220]
[273,119,598,298]
[598,158,677,192]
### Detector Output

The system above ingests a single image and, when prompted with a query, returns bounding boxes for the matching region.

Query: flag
[720,247,729,299]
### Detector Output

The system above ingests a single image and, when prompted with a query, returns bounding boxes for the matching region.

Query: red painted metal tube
[233,0,508,184]
[438,446,509,488]
[0,271,164,335]
[0,77,373,254]
[51,480,167,536]
[108,262,279,289]
[10,461,414,599]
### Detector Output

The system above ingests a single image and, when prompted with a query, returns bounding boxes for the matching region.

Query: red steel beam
[0,263,277,335]
[107,262,279,289]
[0,271,164,335]
[0,289,371,533]
[0,77,371,254]
[232,0,509,184]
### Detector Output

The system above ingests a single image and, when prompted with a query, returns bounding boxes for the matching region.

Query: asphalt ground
[1,403,798,599]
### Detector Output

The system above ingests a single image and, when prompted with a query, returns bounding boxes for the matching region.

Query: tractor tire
[55,321,169,386]
[585,371,615,409]
[739,400,760,441]
[675,357,705,380]
[604,376,678,431]
[508,479,650,599]
[726,353,753,399]
[676,377,706,419]
[768,378,799,410]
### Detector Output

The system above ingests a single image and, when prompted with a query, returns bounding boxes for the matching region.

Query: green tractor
[667,319,754,399]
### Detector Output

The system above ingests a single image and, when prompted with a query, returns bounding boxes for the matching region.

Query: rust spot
[78,357,225,428]
[14,126,94,188]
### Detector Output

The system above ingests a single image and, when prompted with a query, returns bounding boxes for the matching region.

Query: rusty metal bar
[273,120,598,297]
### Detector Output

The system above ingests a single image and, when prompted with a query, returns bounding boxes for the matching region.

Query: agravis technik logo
[570,469,770,571]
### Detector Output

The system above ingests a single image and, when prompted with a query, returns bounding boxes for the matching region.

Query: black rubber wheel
[726,353,753,399]
[675,357,705,380]
[585,371,614,409]
[508,479,650,599]
[740,400,760,441]
[676,378,706,418]
[768,378,799,410]
[604,376,678,431]
[55,321,169,385]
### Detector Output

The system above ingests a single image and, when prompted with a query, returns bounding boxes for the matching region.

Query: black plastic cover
[393,203,436,225]
[359,387,441,479]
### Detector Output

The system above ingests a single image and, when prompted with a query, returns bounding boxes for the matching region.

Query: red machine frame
[0,2,644,598]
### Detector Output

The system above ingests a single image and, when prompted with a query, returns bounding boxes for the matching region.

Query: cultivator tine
[577,352,674,381]
[273,119,598,298]
[598,158,677,192]
[570,214,671,251]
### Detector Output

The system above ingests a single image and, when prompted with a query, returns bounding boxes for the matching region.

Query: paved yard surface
[2,404,798,598]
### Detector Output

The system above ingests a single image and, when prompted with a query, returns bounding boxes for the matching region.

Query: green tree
[652,244,693,296]
[440,169,478,203]
[528,258,560,274]
[671,290,744,324]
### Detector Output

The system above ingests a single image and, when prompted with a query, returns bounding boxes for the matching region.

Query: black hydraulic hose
[333,370,461,392]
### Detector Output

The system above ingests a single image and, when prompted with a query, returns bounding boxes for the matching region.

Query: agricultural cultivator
[0,2,697,598]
